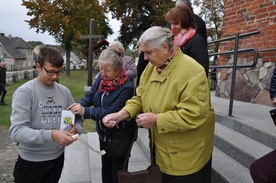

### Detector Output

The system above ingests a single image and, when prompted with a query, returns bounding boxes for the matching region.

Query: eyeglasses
[42,66,63,76]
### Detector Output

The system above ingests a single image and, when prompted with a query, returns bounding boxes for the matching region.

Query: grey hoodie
[10,79,83,161]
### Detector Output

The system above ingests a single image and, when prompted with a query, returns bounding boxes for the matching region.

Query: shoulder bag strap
[122,127,155,171]
[122,126,138,170]
[149,128,156,165]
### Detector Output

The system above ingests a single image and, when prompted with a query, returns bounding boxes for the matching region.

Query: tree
[22,0,112,76]
[107,0,174,49]
[28,41,43,48]
[108,0,224,57]
[193,0,224,63]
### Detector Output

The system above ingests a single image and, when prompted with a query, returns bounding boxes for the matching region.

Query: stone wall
[216,0,276,106]
[6,66,84,84]
[216,57,275,107]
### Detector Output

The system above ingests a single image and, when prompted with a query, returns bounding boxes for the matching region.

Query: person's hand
[272,98,276,107]
[51,130,76,146]
[102,110,130,128]
[67,103,84,116]
[102,113,120,128]
[136,113,157,129]
[67,123,78,136]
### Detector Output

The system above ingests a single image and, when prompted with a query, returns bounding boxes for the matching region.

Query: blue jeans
[13,153,64,183]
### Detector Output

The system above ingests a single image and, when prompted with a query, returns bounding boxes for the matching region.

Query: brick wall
[216,0,276,106]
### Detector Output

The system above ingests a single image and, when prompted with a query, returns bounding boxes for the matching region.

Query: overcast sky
[0,0,120,45]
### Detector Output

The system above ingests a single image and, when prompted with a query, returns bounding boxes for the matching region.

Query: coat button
[161,128,165,132]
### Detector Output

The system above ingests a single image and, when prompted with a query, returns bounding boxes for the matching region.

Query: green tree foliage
[107,0,174,49]
[28,41,43,48]
[193,0,224,63]
[22,0,112,76]
[108,0,224,59]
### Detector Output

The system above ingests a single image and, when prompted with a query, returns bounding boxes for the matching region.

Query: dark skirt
[250,149,276,183]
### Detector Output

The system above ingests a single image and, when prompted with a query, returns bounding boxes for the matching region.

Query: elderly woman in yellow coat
[103,26,215,183]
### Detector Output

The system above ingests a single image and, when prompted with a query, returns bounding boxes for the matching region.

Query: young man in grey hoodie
[9,45,83,183]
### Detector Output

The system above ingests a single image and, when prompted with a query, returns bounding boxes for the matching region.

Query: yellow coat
[123,49,215,175]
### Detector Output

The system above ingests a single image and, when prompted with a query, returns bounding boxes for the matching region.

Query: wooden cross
[81,19,103,86]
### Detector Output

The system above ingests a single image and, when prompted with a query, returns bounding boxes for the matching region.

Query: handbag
[101,93,137,157]
[117,128,163,183]
[104,127,135,157]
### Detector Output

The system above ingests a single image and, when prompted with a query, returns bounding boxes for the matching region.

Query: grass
[0,69,97,133]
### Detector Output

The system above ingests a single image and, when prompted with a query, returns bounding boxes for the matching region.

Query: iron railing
[208,30,260,116]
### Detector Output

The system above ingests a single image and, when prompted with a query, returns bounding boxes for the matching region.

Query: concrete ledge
[87,132,150,182]
[87,132,102,183]
[136,128,150,162]
[212,168,230,183]
[215,113,276,149]
[59,134,91,183]
[215,122,273,168]
[83,86,91,93]
[135,124,255,183]
[212,147,253,183]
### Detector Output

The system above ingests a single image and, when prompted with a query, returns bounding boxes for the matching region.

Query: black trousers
[162,156,212,183]
[0,86,7,103]
[250,149,276,182]
[13,153,64,183]
[99,138,129,183]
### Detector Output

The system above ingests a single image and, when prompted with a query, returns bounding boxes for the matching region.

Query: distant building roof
[0,33,26,59]
[10,37,33,49]
[93,39,109,50]
[83,39,109,57]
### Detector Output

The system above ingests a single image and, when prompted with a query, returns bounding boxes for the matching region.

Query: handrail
[208,31,260,117]
[208,30,260,44]
[209,48,258,69]
[258,48,276,53]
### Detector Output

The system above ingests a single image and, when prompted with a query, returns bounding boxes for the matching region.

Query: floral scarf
[173,28,196,48]
[156,48,179,74]
[98,69,128,93]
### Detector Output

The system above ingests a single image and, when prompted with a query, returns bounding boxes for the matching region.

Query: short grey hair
[98,48,122,70]
[138,26,175,52]
[175,0,193,11]
[108,41,125,56]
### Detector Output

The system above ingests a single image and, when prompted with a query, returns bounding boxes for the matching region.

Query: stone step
[59,131,150,183]
[135,128,150,161]
[87,132,101,183]
[210,91,276,182]
[212,146,253,183]
[58,121,274,183]
[136,124,272,183]
[86,132,150,182]
[214,122,273,168]
[59,134,91,183]
[215,113,276,150]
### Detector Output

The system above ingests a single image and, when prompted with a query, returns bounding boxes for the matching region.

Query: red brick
[222,0,276,62]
